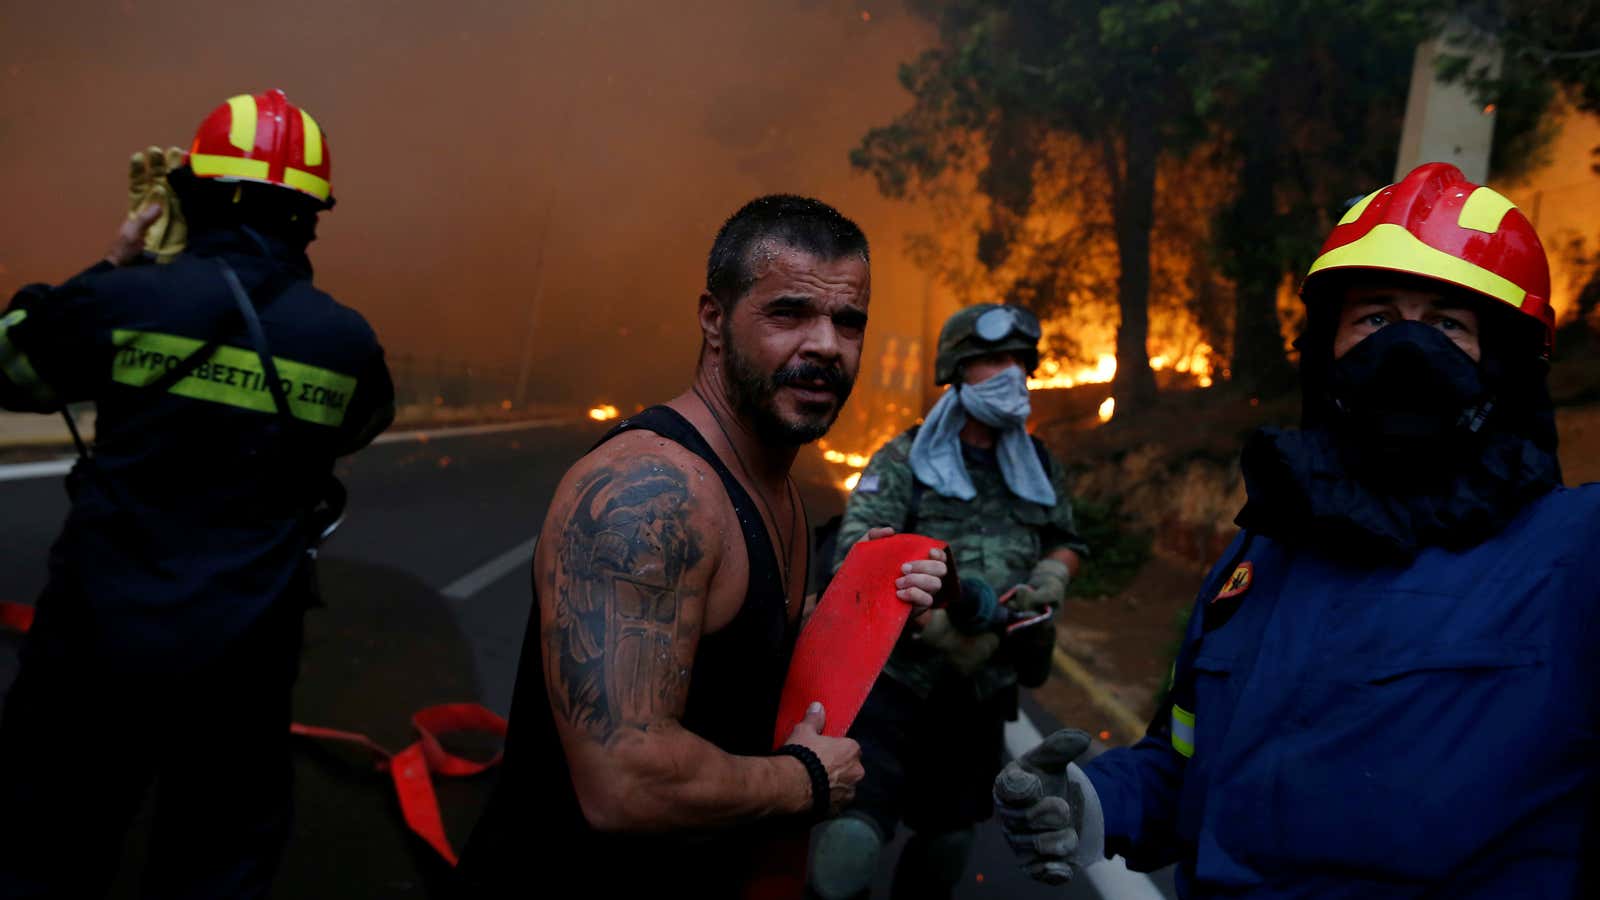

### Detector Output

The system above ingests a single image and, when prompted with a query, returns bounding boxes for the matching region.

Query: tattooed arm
[540,434,857,832]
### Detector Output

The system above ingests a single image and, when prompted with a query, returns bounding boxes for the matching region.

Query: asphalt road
[0,419,1173,899]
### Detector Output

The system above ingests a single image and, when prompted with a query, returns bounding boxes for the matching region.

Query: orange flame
[588,404,620,421]
[1029,343,1216,392]
[1027,353,1117,391]
[1097,397,1115,422]
[819,439,876,492]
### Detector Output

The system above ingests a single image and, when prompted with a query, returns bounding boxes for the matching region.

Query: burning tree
[853,0,1498,407]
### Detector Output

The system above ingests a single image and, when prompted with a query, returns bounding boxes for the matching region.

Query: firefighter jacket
[0,226,393,669]
[1084,484,1600,898]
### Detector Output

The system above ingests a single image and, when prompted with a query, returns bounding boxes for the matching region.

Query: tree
[1209,1,1447,395]
[855,0,1226,409]
[857,1,1589,406]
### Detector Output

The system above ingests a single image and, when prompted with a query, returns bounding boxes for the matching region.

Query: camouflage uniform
[807,303,1086,900]
[833,429,1088,702]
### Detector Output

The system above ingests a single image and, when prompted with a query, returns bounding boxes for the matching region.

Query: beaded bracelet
[774,743,830,819]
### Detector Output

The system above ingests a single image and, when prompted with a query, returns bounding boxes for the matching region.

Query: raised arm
[541,438,856,832]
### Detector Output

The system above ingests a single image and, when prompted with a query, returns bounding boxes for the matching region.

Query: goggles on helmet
[974,306,1041,343]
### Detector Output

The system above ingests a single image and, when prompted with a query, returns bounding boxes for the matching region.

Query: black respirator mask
[1327,321,1491,477]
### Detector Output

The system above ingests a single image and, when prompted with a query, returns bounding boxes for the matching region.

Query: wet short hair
[706,195,869,309]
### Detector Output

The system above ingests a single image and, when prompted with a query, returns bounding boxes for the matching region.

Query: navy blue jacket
[1086,485,1600,898]
[0,228,393,669]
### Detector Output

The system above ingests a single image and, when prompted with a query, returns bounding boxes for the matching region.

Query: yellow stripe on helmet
[282,167,331,202]
[225,94,258,153]
[1457,187,1517,235]
[1307,223,1527,309]
[299,109,324,167]
[1338,187,1386,227]
[189,153,270,181]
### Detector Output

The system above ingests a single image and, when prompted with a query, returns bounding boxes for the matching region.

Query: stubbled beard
[722,328,852,446]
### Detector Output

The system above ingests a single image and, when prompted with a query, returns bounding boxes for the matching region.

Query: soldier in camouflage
[807,304,1088,900]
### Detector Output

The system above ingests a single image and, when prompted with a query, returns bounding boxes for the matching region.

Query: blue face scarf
[909,366,1057,506]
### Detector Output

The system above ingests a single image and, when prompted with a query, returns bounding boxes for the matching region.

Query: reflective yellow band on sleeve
[0,309,58,407]
[110,330,356,427]
[1171,704,1196,759]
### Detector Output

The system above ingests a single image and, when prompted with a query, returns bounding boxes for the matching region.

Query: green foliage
[1065,497,1152,600]
[1435,2,1600,182]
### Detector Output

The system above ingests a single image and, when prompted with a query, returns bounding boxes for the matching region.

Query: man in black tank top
[456,196,949,897]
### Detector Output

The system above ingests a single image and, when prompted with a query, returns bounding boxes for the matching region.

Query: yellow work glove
[127,146,187,263]
[917,609,1001,675]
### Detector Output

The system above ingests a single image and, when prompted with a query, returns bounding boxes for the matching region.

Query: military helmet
[934,304,1042,386]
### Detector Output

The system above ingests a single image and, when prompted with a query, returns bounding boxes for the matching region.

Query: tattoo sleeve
[543,454,705,743]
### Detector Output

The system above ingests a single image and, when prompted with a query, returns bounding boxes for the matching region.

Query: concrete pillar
[1395,17,1502,183]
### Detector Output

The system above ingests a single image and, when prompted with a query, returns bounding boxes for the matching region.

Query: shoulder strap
[65,263,300,463]
[218,259,294,422]
[145,268,300,399]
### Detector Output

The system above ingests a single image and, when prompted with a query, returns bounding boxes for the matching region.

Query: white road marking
[1005,711,1168,900]
[0,418,577,483]
[441,537,538,601]
[0,458,74,482]
[371,418,571,445]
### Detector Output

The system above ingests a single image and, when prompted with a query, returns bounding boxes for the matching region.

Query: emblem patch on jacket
[854,473,880,493]
[1213,562,1252,603]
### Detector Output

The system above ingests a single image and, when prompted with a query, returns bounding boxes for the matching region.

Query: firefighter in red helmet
[995,163,1599,898]
[0,90,393,898]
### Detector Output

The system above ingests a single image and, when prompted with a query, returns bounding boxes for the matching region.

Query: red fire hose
[0,599,502,866]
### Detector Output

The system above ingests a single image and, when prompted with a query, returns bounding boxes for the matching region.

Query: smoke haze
[0,0,938,413]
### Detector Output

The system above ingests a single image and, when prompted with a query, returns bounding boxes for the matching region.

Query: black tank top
[456,406,799,897]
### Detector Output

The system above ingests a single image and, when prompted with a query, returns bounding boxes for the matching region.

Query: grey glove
[993,728,1105,885]
[1014,558,1070,611]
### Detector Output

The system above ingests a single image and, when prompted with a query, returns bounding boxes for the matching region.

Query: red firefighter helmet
[1302,162,1552,353]
[188,89,333,207]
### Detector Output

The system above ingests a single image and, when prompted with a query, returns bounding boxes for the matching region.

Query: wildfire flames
[588,404,620,421]
[820,441,874,492]
[1148,343,1216,388]
[822,449,871,469]
[1026,353,1117,391]
[1025,344,1215,392]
